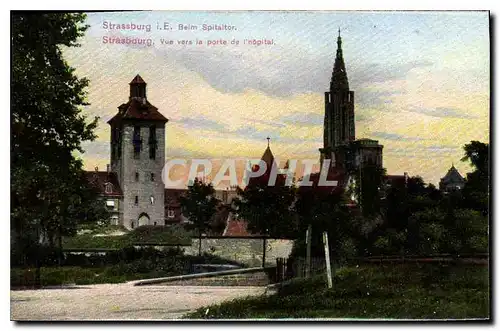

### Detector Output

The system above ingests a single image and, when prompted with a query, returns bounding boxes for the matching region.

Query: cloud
[408,106,478,119]
[281,112,323,126]
[81,140,110,157]
[177,116,227,131]
[355,89,404,108]
[145,42,436,98]
[241,117,286,129]
[424,145,460,153]
[370,131,424,141]
[166,147,213,159]
[350,60,433,87]
[384,144,460,156]
[232,126,281,142]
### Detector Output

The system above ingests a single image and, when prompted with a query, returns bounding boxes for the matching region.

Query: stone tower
[108,75,169,229]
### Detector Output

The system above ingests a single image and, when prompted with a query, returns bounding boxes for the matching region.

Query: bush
[62,225,192,250]
[128,225,192,244]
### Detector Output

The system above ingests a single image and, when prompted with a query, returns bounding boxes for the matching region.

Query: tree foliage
[234,170,297,238]
[179,178,219,255]
[461,141,489,215]
[293,172,353,258]
[11,13,108,264]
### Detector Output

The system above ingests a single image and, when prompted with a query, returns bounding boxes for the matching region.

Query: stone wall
[183,237,294,267]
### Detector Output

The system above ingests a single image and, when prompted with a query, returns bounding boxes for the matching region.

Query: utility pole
[305,224,312,278]
[358,153,363,215]
[262,227,269,268]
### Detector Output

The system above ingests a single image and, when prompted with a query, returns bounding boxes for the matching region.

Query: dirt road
[11,283,265,320]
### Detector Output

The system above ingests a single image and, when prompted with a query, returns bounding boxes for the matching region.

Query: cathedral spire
[330,31,349,91]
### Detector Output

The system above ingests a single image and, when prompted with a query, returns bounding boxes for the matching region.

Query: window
[149,125,157,159]
[153,222,157,226]
[111,127,122,160]
[150,196,155,205]
[110,216,119,225]
[167,209,175,218]
[106,200,116,212]
[150,173,155,181]
[134,196,138,205]
[133,126,141,158]
[131,222,135,229]
[135,172,139,181]
[105,183,113,194]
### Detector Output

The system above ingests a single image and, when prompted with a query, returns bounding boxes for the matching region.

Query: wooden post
[323,231,333,289]
[262,237,267,268]
[305,224,312,278]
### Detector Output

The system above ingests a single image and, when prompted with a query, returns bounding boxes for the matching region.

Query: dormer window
[105,183,113,194]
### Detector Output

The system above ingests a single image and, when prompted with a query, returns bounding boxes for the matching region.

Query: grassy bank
[63,225,193,249]
[185,263,489,320]
[11,248,247,288]
[11,262,188,287]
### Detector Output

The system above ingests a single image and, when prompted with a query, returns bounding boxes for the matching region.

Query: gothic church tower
[108,75,168,229]
[320,31,355,168]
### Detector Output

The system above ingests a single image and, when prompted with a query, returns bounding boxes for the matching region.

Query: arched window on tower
[133,126,141,159]
[150,196,154,205]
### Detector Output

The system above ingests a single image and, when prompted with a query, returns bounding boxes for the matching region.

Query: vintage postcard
[11,10,490,321]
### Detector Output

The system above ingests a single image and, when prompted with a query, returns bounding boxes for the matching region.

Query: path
[11,283,265,320]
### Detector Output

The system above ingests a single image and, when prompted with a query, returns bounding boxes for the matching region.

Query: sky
[64,11,490,188]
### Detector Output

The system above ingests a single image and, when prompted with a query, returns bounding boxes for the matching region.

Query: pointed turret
[261,146,275,172]
[130,74,147,99]
[330,30,349,91]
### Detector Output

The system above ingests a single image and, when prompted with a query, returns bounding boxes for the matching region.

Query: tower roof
[108,98,169,124]
[130,74,146,84]
[108,75,169,125]
[440,164,465,184]
[330,32,349,91]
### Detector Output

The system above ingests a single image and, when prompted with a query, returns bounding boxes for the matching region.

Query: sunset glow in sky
[64,11,490,188]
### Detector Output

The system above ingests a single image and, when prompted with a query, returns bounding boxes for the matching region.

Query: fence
[275,254,489,281]
[275,257,334,282]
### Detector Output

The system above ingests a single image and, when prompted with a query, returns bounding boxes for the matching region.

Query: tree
[11,13,107,267]
[180,178,219,256]
[462,141,489,175]
[233,170,297,239]
[461,141,489,215]
[293,172,353,259]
